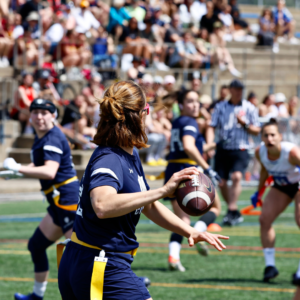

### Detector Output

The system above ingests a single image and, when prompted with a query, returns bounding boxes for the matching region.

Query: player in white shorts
[251,119,300,282]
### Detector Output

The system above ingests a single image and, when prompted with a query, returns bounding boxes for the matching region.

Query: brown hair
[93,80,148,149]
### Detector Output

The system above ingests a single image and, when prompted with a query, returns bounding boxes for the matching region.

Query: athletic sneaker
[292,273,300,286]
[139,276,151,288]
[223,210,243,226]
[263,266,279,282]
[14,293,43,300]
[195,241,209,256]
[168,256,186,272]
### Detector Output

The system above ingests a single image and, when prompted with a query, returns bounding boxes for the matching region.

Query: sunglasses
[143,103,150,115]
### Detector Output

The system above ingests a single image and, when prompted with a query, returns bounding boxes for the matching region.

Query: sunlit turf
[0,189,299,300]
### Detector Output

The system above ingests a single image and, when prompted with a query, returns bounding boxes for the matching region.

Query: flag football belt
[168,158,197,165]
[57,232,138,300]
[42,176,78,211]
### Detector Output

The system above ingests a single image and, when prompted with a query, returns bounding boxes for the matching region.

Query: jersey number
[170,129,183,152]
[76,184,83,217]
[135,176,146,215]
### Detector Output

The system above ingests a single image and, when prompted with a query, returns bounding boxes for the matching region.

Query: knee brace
[170,233,183,244]
[28,228,54,273]
[199,211,217,226]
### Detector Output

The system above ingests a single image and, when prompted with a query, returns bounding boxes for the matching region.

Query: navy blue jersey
[73,146,150,252]
[168,116,204,161]
[31,126,78,204]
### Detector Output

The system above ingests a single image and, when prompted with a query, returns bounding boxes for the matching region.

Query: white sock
[169,241,181,260]
[194,220,207,233]
[263,248,275,267]
[296,260,300,278]
[33,281,47,298]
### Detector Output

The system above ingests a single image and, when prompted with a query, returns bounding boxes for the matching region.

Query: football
[175,173,215,216]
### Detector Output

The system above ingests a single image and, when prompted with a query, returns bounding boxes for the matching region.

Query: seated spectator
[141,73,156,102]
[32,69,60,106]
[258,7,275,49]
[258,93,278,119]
[145,110,167,166]
[153,75,166,98]
[73,0,100,36]
[247,91,258,107]
[169,31,202,68]
[43,11,65,56]
[17,24,38,66]
[26,11,40,39]
[61,29,92,67]
[200,1,221,34]
[120,17,152,67]
[208,84,229,113]
[7,13,24,40]
[61,94,96,139]
[195,28,215,67]
[93,25,118,69]
[153,104,172,143]
[125,0,146,24]
[164,14,183,43]
[161,0,178,19]
[149,7,166,44]
[191,73,202,94]
[229,0,249,30]
[164,75,176,94]
[19,0,39,24]
[210,21,241,77]
[274,92,289,117]
[10,72,37,134]
[273,0,296,43]
[107,0,131,36]
[288,96,299,117]
[0,16,14,67]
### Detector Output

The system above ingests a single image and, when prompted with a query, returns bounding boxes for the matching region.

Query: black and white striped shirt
[210,99,260,150]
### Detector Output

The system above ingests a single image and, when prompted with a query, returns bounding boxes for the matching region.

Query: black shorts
[272,182,300,199]
[214,147,250,180]
[47,205,76,233]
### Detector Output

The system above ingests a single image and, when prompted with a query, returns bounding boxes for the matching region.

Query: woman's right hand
[162,167,200,199]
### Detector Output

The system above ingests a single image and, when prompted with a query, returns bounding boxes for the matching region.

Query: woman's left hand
[188,230,229,251]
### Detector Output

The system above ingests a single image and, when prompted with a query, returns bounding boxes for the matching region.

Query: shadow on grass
[132,267,168,272]
[183,278,289,285]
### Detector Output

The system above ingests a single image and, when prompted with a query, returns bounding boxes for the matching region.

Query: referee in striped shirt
[206,80,261,226]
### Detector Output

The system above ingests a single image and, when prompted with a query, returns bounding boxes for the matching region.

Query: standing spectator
[10,72,37,134]
[209,84,229,113]
[274,92,289,117]
[258,94,278,119]
[272,0,296,43]
[206,79,261,226]
[169,31,203,68]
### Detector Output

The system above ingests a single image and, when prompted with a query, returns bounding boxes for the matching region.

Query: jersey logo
[129,169,133,173]
[135,207,144,215]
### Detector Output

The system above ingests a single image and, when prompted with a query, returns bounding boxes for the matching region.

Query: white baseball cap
[142,74,153,84]
[164,75,175,85]
[275,92,286,103]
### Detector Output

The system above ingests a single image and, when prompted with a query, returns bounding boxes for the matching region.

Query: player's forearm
[91,187,167,219]
[206,126,215,144]
[184,145,210,170]
[19,165,56,180]
[143,201,194,238]
[247,125,261,136]
[203,142,216,153]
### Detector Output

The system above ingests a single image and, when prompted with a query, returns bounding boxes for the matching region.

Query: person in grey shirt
[206,79,261,226]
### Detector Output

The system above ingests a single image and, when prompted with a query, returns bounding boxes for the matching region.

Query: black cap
[30,99,56,114]
[229,79,244,89]
[247,91,256,100]
[38,69,51,79]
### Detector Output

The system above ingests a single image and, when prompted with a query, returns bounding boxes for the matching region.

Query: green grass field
[0,189,299,300]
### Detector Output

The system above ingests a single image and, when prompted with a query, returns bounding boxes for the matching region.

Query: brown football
[175,173,215,216]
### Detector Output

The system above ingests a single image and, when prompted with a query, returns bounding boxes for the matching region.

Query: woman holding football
[58,80,228,300]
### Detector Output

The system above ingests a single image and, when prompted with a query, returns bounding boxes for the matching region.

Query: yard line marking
[150,282,295,293]
[0,277,295,293]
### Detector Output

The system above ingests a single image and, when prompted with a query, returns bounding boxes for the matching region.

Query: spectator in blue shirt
[93,26,118,68]
[107,0,131,35]
[272,0,296,42]
[169,31,202,68]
